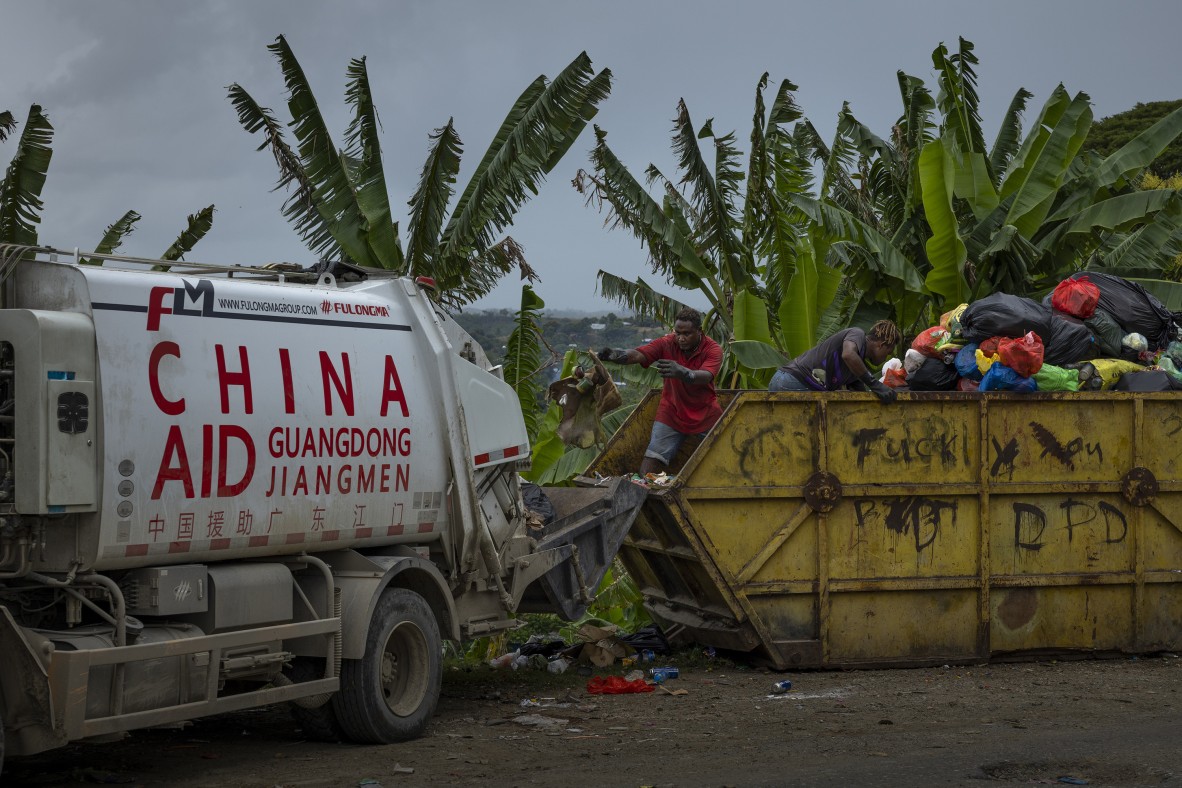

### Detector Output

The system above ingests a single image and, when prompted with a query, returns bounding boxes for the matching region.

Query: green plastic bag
[1032,363,1080,392]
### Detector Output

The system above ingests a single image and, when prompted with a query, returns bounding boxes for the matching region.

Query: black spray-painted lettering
[854,496,957,553]
[851,428,961,470]
[1013,499,1128,551]
[990,436,1020,480]
[1028,421,1103,470]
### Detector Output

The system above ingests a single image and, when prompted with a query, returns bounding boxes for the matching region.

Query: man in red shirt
[600,307,723,475]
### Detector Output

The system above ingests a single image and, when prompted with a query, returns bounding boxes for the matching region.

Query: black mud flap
[515,476,647,621]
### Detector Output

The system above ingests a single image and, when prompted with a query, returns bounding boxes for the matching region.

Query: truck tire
[286,658,346,742]
[332,588,441,744]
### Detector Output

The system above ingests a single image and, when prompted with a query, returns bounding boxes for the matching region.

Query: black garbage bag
[960,292,1055,343]
[1044,310,1098,366]
[1068,272,1180,350]
[521,481,556,526]
[907,356,959,391]
[618,624,672,654]
[1113,369,1182,392]
[1084,308,1125,357]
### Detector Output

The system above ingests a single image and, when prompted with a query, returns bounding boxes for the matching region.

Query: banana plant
[0,104,52,248]
[230,36,611,308]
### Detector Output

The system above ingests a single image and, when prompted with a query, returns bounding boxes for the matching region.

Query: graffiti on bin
[851,427,968,470]
[1013,499,1128,552]
[1164,413,1182,438]
[853,496,958,553]
[1028,422,1103,470]
[732,425,801,479]
[989,423,1104,479]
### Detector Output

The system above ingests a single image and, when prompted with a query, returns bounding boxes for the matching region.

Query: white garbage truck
[0,244,644,772]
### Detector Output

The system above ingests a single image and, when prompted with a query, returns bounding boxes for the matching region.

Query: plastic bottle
[771,679,792,694]
[649,666,679,682]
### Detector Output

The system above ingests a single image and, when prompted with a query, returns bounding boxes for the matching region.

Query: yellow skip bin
[589,389,1182,668]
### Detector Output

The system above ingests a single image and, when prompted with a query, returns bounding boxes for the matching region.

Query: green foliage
[154,205,216,270]
[580,39,1182,366]
[0,105,53,246]
[1091,99,1182,178]
[502,285,547,441]
[82,210,141,265]
[231,36,611,308]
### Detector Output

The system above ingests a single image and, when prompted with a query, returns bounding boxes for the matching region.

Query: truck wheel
[332,588,441,744]
[286,658,345,742]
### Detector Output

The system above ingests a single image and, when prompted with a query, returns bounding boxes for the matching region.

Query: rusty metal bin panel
[990,586,1134,652]
[827,496,981,580]
[985,399,1132,483]
[590,390,1182,670]
[827,589,979,664]
[824,398,979,485]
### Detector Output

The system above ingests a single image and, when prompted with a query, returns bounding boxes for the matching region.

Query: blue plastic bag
[954,343,982,381]
[979,361,1038,393]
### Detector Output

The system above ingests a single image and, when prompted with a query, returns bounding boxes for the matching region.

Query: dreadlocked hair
[868,319,901,349]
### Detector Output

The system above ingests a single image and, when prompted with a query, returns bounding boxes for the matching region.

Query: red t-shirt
[636,333,723,434]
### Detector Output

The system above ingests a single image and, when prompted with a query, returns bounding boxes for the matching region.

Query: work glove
[656,359,692,382]
[598,347,629,363]
[862,373,898,404]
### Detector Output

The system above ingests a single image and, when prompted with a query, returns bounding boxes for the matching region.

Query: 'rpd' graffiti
[1013,498,1128,551]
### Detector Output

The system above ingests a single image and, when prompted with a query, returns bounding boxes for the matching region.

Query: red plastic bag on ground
[1052,276,1101,319]
[587,676,654,694]
[998,331,1045,377]
[912,326,952,359]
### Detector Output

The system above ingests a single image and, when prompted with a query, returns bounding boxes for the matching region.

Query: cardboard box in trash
[576,623,633,666]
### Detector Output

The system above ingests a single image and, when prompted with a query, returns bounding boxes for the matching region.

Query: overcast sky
[4,0,1178,313]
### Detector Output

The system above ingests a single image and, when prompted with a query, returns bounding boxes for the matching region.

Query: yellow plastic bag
[940,303,969,332]
[1089,358,1145,390]
[975,348,1000,376]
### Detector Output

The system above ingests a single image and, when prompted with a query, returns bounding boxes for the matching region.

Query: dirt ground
[6,652,1181,788]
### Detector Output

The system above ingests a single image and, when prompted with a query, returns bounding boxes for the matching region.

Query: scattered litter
[1058,778,1089,785]
[659,685,688,696]
[587,676,654,694]
[628,472,677,489]
[512,714,569,729]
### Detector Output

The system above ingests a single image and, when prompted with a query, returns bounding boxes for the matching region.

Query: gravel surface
[6,653,1181,787]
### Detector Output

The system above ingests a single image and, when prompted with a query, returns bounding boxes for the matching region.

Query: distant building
[590,323,606,330]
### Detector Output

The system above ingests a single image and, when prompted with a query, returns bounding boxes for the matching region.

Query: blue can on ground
[771,679,792,694]
[640,649,655,662]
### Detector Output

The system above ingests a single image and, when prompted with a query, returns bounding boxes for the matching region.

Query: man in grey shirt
[768,320,900,403]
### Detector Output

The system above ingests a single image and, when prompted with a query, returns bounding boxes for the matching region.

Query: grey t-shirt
[779,328,867,391]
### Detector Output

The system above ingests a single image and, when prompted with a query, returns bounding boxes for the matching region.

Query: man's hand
[656,359,692,382]
[863,374,898,404]
[598,347,629,363]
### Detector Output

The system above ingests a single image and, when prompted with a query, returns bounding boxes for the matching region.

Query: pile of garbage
[883,273,1182,393]
[488,623,672,674]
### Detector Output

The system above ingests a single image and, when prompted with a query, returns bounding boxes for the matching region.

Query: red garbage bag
[998,331,1045,377]
[978,336,1003,357]
[912,325,952,359]
[587,676,654,694]
[1052,276,1100,319]
[883,366,908,388]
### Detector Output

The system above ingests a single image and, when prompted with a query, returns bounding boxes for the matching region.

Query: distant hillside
[453,309,667,365]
